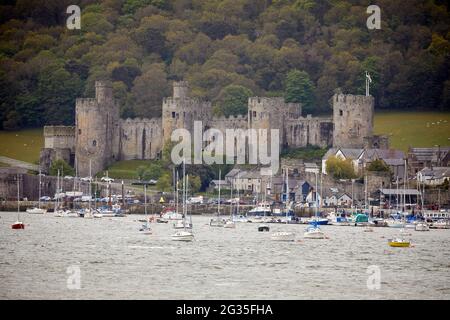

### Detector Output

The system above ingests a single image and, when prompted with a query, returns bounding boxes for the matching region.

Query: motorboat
[304,224,326,239]
[12,220,25,229]
[161,210,183,220]
[209,217,225,227]
[258,224,270,232]
[26,207,47,214]
[415,222,429,231]
[174,219,192,229]
[223,219,236,228]
[271,231,295,241]
[308,218,328,225]
[171,230,194,241]
[388,237,410,247]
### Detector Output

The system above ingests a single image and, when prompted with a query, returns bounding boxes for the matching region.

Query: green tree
[284,69,315,115]
[216,84,253,117]
[325,156,356,180]
[367,159,390,173]
[156,172,172,192]
[49,159,75,177]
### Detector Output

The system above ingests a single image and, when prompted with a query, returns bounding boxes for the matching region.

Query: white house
[417,167,450,185]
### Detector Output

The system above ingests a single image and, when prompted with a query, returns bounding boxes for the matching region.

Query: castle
[40,80,386,176]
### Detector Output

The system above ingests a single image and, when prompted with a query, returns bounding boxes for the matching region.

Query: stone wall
[119,118,163,160]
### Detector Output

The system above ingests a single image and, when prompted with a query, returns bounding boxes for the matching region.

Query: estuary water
[0,212,449,299]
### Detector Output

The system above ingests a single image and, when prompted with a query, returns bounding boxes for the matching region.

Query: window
[92,140,97,146]
[253,111,256,117]
[78,129,81,134]
[172,112,176,118]
[339,109,343,116]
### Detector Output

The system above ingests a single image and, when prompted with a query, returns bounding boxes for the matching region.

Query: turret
[332,93,374,148]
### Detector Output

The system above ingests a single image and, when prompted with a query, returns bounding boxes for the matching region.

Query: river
[0,212,449,299]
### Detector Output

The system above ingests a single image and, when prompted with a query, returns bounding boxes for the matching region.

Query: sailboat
[388,161,412,247]
[304,172,326,239]
[415,178,429,231]
[174,171,192,229]
[139,182,152,234]
[224,175,236,228]
[271,169,295,241]
[12,174,25,229]
[210,169,225,227]
[172,160,194,241]
[27,168,47,214]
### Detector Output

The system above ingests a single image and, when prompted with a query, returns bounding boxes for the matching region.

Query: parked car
[101,177,114,182]
[80,176,92,182]
[148,179,157,185]
[39,196,51,201]
[64,175,74,180]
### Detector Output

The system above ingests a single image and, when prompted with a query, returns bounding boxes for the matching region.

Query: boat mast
[230,175,233,219]
[236,172,240,217]
[38,168,42,209]
[218,169,221,217]
[88,160,92,212]
[185,174,189,230]
[176,170,179,215]
[285,168,289,223]
[315,171,318,219]
[17,174,20,218]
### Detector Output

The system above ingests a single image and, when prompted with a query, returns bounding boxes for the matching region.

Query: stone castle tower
[75,81,120,176]
[247,97,302,150]
[162,81,211,143]
[332,93,374,148]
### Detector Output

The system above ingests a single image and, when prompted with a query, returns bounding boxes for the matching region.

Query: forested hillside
[0,0,449,130]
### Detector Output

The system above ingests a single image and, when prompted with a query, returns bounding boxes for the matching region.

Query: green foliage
[156,172,172,192]
[367,159,390,173]
[281,145,328,160]
[216,85,253,117]
[326,156,356,180]
[0,0,449,129]
[284,69,315,114]
[136,162,163,180]
[49,159,75,177]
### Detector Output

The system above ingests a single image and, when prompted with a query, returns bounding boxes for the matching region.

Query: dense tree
[284,69,315,114]
[215,85,253,117]
[49,159,75,176]
[326,156,356,180]
[0,0,448,130]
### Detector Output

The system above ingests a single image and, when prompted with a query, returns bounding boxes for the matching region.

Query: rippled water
[0,212,449,299]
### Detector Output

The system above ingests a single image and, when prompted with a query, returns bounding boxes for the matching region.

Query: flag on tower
[366,72,372,83]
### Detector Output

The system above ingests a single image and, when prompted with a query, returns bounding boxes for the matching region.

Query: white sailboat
[172,160,194,241]
[271,169,295,241]
[415,178,429,231]
[210,169,225,227]
[304,172,326,239]
[224,175,236,228]
[27,168,47,214]
[139,182,152,234]
[173,171,192,229]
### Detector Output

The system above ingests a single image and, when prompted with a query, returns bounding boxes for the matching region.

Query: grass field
[0,111,448,166]
[99,159,154,179]
[374,111,450,152]
[0,128,43,163]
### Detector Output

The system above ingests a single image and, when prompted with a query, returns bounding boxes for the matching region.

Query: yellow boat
[388,238,411,247]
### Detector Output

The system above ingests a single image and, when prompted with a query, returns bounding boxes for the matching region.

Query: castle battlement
[43,126,75,137]
[76,98,97,107]
[121,117,162,124]
[211,114,247,121]
[333,93,374,104]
